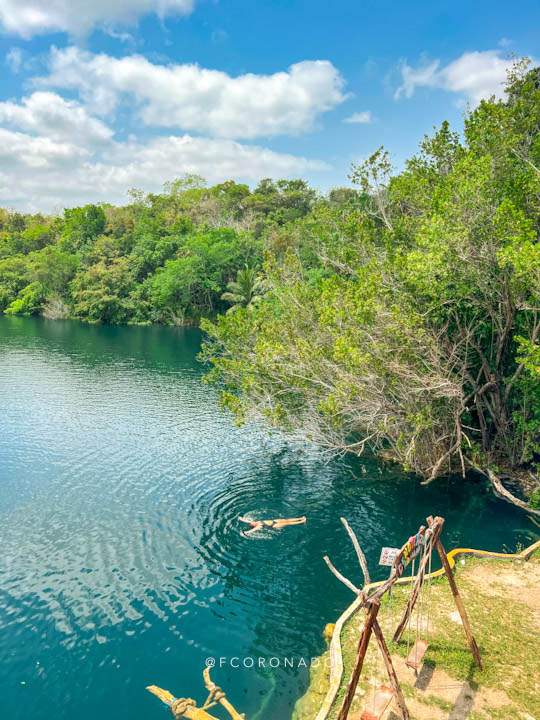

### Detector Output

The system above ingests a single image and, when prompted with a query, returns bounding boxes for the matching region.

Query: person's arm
[243,522,262,535]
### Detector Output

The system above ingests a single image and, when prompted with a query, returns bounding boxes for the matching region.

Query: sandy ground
[359,560,540,720]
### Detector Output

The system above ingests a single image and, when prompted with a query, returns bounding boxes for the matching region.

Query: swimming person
[238,516,307,535]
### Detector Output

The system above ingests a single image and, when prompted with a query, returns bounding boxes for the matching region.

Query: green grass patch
[294,550,540,720]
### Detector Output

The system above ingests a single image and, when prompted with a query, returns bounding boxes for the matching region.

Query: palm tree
[221,265,267,314]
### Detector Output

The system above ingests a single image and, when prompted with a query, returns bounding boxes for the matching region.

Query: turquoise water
[0,316,537,720]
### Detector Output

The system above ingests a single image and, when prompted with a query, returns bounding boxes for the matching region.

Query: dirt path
[350,558,540,720]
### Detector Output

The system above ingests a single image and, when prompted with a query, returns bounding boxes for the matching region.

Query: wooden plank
[370,617,410,720]
[336,599,380,720]
[360,685,393,720]
[433,533,484,670]
[405,639,429,670]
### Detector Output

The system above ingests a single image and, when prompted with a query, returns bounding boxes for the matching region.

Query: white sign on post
[379,547,400,566]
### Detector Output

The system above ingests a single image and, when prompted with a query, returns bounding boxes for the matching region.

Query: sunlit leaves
[202,62,540,480]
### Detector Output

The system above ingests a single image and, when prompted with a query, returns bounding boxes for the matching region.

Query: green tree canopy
[221,265,267,314]
[202,61,540,484]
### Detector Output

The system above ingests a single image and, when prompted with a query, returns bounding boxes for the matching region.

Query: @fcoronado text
[205,656,331,669]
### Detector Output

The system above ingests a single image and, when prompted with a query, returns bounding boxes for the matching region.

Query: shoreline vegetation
[200,61,540,515]
[293,544,540,720]
[0,175,320,326]
[2,61,540,512]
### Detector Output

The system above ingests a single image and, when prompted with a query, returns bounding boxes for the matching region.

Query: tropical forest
[1,3,540,718]
[3,64,540,500]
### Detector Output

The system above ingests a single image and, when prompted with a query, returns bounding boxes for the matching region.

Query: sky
[0,0,539,212]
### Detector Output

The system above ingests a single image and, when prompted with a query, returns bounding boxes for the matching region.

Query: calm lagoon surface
[1,316,537,720]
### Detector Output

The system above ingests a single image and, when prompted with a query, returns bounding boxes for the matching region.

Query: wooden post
[341,517,371,585]
[434,537,484,670]
[323,555,362,596]
[337,598,380,720]
[392,519,443,643]
[371,617,410,720]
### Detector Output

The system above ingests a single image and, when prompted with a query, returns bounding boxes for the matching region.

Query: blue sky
[0,0,538,211]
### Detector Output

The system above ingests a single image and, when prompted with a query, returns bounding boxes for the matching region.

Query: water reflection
[0,316,537,720]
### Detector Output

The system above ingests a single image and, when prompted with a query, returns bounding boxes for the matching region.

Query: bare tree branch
[340,517,371,586]
[323,555,362,595]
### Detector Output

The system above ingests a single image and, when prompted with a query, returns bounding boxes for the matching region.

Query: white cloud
[6,46,22,72]
[344,110,372,124]
[0,128,89,171]
[1,48,337,211]
[395,59,440,100]
[0,127,329,212]
[40,46,347,139]
[395,50,515,104]
[105,135,328,187]
[0,92,114,145]
[0,0,194,38]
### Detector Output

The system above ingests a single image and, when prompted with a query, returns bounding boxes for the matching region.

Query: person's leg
[272,519,303,529]
[276,517,306,526]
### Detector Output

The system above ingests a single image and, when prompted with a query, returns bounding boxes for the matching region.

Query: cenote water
[1,316,538,720]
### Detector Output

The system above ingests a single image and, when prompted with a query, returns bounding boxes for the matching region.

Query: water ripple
[0,317,537,720]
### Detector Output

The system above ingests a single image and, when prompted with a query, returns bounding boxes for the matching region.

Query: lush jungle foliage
[0,176,321,325]
[3,62,540,483]
[201,62,540,482]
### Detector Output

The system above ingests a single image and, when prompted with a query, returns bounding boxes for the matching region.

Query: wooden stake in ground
[392,520,441,643]
[325,515,483,720]
[392,516,483,670]
[431,531,483,670]
[369,611,410,720]
[326,518,411,720]
[337,598,380,720]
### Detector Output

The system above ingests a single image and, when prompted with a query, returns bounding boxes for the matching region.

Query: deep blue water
[0,316,537,720]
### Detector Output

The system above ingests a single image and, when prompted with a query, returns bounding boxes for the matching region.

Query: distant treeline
[0,176,359,324]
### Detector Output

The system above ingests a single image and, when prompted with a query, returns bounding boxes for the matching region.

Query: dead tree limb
[487,470,540,518]
[323,555,362,595]
[340,517,371,585]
